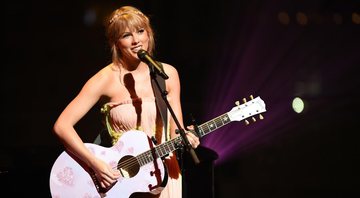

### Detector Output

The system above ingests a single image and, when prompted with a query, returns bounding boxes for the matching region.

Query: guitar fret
[143,155,148,165]
[144,152,150,164]
[165,142,172,154]
[145,150,154,164]
[156,146,162,157]
[214,117,220,128]
[162,145,167,156]
[142,152,148,164]
[172,142,176,150]
[143,154,148,165]
[139,153,145,166]
[162,143,168,154]
[137,154,143,166]
[166,142,171,153]
[141,153,146,165]
[165,143,170,154]
[216,117,224,126]
[222,114,231,125]
[161,144,166,156]
[168,141,174,151]
[209,120,217,131]
[174,136,182,147]
[198,114,231,136]
[148,150,154,162]
[204,122,211,134]
[198,127,205,136]
[138,155,143,166]
[170,142,176,151]
[155,147,161,159]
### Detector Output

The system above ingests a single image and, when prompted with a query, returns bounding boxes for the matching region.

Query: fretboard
[196,113,231,137]
[136,113,231,166]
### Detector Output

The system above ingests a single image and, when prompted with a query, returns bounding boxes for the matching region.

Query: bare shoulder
[160,62,181,93]
[161,62,179,77]
[84,64,118,93]
[90,64,117,81]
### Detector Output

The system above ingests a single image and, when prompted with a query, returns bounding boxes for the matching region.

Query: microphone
[137,49,169,79]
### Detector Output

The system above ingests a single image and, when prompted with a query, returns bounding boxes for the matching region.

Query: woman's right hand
[91,158,121,189]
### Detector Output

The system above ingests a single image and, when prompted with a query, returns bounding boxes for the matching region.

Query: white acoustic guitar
[49,96,266,198]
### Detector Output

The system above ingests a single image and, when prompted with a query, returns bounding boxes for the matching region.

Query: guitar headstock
[228,95,266,125]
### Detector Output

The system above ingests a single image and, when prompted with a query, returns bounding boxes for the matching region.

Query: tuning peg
[252,117,256,122]
[235,101,240,106]
[250,95,254,100]
[245,119,249,125]
[242,98,247,103]
[259,114,264,120]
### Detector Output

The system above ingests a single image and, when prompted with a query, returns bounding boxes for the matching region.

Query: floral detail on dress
[56,167,74,186]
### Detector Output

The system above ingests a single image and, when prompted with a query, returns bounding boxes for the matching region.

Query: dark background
[3,0,359,197]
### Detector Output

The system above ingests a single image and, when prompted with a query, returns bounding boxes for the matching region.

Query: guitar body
[49,130,167,198]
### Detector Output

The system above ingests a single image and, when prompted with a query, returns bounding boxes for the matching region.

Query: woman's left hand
[185,125,200,148]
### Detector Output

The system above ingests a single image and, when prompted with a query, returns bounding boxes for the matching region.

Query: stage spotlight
[292,97,305,113]
[352,12,360,24]
[278,12,290,25]
[296,12,308,26]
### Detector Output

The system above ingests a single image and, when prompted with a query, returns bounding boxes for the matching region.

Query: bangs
[116,13,147,34]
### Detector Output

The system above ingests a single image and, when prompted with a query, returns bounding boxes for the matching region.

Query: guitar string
[110,139,180,171]
[109,116,225,171]
[110,141,172,172]
[108,114,230,171]
[107,124,209,171]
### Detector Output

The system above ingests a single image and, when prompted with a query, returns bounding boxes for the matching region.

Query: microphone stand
[149,65,200,165]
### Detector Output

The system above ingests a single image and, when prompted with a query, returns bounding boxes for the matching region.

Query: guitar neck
[136,113,231,166]
[195,113,231,138]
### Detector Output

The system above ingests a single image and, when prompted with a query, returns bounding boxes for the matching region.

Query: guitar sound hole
[118,155,140,178]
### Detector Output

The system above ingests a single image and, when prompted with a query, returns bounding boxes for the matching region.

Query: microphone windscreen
[137,49,147,60]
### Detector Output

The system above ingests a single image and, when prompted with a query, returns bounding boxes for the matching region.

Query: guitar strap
[150,62,168,142]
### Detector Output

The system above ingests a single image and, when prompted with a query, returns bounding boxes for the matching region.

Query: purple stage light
[198,1,359,166]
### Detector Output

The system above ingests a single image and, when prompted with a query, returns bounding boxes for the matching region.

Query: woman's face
[117,27,149,61]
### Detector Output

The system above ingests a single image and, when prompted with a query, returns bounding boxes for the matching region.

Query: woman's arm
[53,66,120,188]
[163,64,200,148]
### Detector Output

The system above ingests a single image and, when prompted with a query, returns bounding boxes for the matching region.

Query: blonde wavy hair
[106,6,155,66]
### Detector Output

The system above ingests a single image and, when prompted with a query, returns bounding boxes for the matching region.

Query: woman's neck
[119,60,148,74]
[119,58,140,70]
